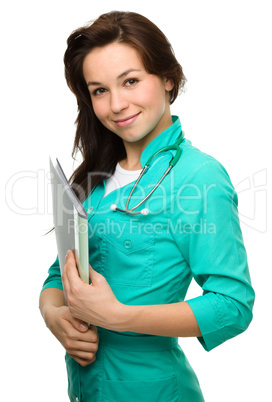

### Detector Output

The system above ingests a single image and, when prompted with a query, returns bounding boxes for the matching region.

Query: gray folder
[49,157,89,286]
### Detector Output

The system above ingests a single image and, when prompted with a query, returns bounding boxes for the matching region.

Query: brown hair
[64,11,186,201]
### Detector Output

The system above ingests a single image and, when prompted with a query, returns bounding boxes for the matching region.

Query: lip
[114,112,141,127]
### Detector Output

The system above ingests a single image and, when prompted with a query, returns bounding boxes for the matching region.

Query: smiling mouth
[114,112,141,127]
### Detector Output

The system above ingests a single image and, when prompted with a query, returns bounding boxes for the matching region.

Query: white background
[1,0,271,400]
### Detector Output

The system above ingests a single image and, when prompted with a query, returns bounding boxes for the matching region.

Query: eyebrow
[87,69,141,87]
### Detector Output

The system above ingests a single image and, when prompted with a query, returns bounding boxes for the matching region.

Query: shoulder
[176,138,233,190]
[172,139,239,218]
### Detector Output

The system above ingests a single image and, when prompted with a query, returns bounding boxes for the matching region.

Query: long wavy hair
[64,11,186,202]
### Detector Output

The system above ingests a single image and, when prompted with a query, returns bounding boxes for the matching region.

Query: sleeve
[173,159,255,352]
[41,256,63,292]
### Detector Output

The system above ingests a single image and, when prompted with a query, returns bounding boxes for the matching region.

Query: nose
[110,90,129,114]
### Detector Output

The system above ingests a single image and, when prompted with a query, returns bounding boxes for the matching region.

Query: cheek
[137,82,166,110]
[91,99,108,120]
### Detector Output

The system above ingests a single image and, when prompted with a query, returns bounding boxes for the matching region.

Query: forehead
[82,42,144,80]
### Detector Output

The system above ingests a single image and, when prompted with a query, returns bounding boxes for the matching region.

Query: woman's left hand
[62,250,122,330]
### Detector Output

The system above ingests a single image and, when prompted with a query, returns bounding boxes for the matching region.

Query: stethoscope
[110,131,185,215]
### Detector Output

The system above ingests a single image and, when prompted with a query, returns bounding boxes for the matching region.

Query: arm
[115,301,202,337]
[172,160,255,351]
[118,161,255,342]
[39,287,66,322]
[63,251,201,337]
[40,260,99,367]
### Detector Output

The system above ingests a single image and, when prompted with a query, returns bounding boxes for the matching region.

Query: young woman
[40,11,255,402]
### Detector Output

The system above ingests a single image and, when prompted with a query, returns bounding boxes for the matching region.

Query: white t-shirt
[103,162,142,198]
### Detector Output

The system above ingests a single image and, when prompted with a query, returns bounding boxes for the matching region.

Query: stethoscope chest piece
[110,203,149,215]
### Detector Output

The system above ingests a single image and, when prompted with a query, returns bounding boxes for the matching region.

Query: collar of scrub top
[110,115,185,215]
[140,115,182,168]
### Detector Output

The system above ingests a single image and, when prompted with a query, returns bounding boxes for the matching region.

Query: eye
[124,78,139,87]
[92,88,107,96]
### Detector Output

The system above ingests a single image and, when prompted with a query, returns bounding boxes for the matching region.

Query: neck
[119,149,143,170]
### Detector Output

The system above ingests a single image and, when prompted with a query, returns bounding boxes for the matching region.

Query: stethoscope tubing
[110,131,184,215]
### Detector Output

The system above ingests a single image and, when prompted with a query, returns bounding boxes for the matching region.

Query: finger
[70,327,99,345]
[69,326,99,344]
[89,264,102,284]
[69,316,89,333]
[68,353,96,367]
[62,250,73,278]
[62,255,71,296]
[85,327,99,344]
[62,305,89,333]
[89,264,94,282]
[65,250,82,287]
[62,250,81,297]
[67,339,99,353]
[68,349,97,360]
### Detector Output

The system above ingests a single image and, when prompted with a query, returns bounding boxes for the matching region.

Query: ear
[164,77,174,92]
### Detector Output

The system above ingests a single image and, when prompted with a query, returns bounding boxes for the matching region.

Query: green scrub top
[42,116,255,401]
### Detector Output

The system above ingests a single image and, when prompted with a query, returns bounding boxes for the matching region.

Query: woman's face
[83,42,174,146]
